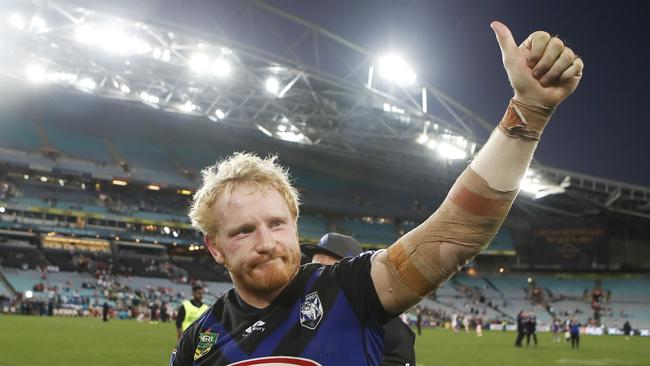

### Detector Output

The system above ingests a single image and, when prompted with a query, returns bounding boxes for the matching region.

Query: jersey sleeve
[329,251,396,324]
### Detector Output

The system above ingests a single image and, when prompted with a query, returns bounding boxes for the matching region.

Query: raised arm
[371,21,584,313]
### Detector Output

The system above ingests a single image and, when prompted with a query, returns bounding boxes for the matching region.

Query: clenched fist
[491,21,584,109]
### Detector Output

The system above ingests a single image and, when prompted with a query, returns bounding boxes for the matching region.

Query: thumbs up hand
[491,21,584,109]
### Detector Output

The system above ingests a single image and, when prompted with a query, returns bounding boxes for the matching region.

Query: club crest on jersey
[300,291,323,330]
[194,330,218,361]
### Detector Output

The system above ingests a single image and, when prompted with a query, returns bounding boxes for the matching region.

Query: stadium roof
[2,0,649,219]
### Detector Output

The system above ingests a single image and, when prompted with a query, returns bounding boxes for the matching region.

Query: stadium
[1,1,648,365]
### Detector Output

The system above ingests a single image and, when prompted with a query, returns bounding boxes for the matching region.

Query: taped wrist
[385,167,517,298]
[498,98,555,141]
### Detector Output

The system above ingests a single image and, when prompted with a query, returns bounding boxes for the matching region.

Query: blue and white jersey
[171,252,393,366]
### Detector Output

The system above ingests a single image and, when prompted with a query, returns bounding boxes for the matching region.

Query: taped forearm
[384,168,517,298]
[380,99,552,301]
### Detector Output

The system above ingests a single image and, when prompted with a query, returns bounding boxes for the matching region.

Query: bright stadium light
[265,77,280,95]
[277,131,305,143]
[0,207,5,213]
[119,83,131,93]
[139,91,159,104]
[190,54,211,73]
[214,109,225,120]
[25,64,46,83]
[25,290,33,299]
[161,49,171,62]
[77,77,96,90]
[179,100,197,113]
[47,72,77,83]
[212,58,231,77]
[163,226,170,234]
[426,139,438,150]
[75,24,97,44]
[416,134,428,144]
[377,54,416,84]
[75,24,150,55]
[29,16,47,33]
[437,142,467,160]
[520,168,566,199]
[9,13,25,30]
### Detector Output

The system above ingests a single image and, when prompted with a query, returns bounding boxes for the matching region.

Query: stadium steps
[0,269,17,296]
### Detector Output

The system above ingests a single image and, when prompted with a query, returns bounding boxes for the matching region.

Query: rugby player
[171,21,584,365]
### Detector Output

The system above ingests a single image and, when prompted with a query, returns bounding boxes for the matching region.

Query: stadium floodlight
[161,49,171,62]
[214,108,225,120]
[520,168,565,199]
[276,131,305,143]
[211,58,231,77]
[426,139,438,150]
[47,71,77,83]
[119,83,131,94]
[0,207,5,213]
[437,142,467,160]
[416,134,428,144]
[40,176,48,182]
[139,91,160,104]
[58,179,65,186]
[111,179,127,186]
[25,290,33,299]
[77,77,96,90]
[265,77,280,95]
[25,64,46,83]
[23,174,29,180]
[179,100,197,113]
[377,54,416,84]
[172,230,179,238]
[147,184,160,191]
[9,13,25,30]
[190,53,211,73]
[29,16,47,33]
[163,226,171,234]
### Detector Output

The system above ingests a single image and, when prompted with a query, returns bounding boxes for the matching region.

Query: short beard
[228,250,301,296]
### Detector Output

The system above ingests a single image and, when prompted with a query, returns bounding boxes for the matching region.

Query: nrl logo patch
[300,291,323,330]
[194,329,219,361]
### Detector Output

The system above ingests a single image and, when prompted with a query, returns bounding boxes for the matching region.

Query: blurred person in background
[176,284,209,340]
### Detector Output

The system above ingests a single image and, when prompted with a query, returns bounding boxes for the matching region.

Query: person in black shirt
[173,22,583,365]
[302,233,416,366]
[525,314,538,346]
[515,310,525,347]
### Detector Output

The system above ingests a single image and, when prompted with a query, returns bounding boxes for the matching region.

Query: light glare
[377,54,416,84]
[265,77,280,95]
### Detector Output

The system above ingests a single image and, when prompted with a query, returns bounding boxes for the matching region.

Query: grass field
[1,315,647,365]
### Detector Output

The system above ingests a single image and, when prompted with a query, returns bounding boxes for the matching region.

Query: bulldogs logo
[299,291,323,330]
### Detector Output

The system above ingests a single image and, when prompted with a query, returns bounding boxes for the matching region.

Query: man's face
[208,184,300,296]
[192,289,203,302]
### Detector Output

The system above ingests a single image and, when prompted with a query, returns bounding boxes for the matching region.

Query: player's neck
[236,285,287,309]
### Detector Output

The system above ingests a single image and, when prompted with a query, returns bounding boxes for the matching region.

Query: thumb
[490,21,517,63]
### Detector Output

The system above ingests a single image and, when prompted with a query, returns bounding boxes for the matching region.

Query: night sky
[80,0,650,186]
[263,0,649,186]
